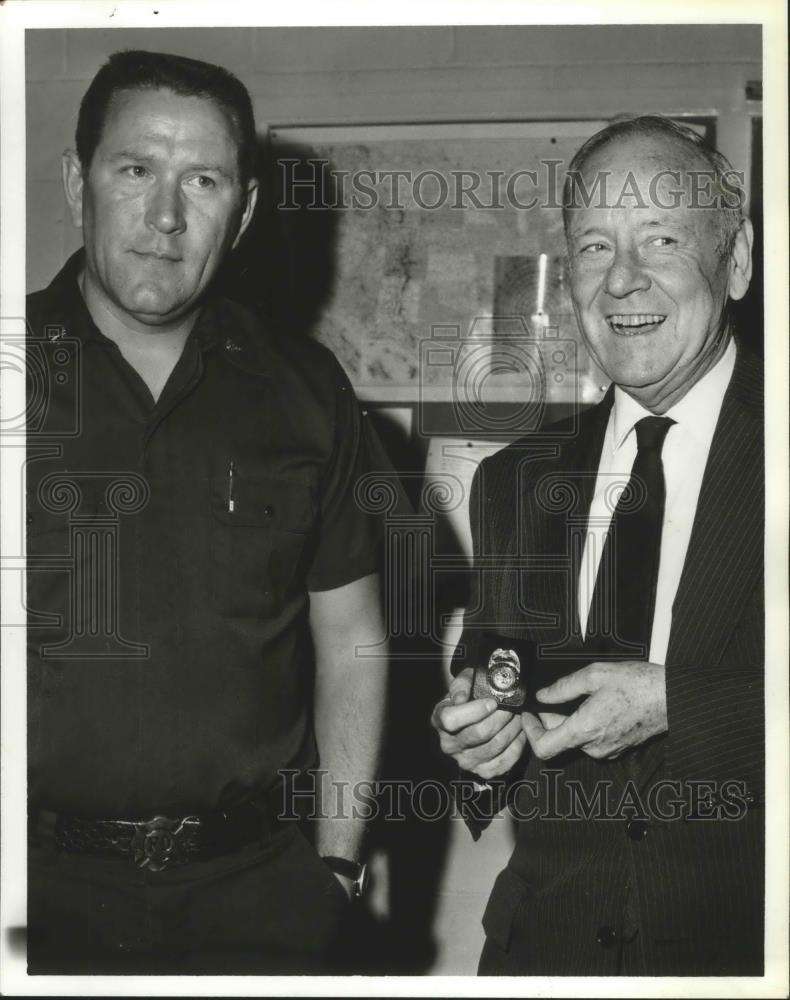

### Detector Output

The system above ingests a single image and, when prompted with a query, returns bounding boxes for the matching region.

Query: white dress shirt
[578,338,737,665]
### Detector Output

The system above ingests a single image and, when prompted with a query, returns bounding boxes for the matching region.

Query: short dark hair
[76,49,257,184]
[563,114,744,257]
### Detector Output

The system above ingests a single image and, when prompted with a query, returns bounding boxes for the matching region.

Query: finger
[457,714,523,769]
[535,663,599,704]
[448,667,473,705]
[431,668,483,733]
[576,731,622,760]
[537,711,567,731]
[430,694,452,734]
[453,706,523,754]
[433,695,499,736]
[527,711,586,760]
[474,731,528,780]
[520,711,546,752]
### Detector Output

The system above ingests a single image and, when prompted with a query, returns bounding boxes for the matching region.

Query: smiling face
[566,133,752,411]
[63,87,257,334]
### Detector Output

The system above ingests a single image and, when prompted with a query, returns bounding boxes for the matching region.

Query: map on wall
[269,122,612,405]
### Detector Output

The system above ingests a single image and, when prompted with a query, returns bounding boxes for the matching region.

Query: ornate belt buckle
[130,816,187,872]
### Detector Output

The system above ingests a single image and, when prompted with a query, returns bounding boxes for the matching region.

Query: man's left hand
[521,660,667,760]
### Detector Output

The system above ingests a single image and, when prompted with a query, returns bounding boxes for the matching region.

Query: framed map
[269,119,712,411]
[269,121,612,408]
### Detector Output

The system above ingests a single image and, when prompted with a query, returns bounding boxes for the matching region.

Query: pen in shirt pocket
[227,460,235,513]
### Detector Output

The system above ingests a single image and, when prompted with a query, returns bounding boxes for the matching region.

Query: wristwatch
[321,855,368,899]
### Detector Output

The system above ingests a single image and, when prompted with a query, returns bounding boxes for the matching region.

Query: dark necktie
[585,415,675,659]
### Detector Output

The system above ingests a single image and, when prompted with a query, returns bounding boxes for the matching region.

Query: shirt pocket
[209,475,316,619]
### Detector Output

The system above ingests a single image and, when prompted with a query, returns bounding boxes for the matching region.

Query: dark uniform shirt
[27,251,383,818]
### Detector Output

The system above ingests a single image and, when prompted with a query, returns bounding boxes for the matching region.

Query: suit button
[596,925,617,948]
[263,505,275,517]
[626,819,647,841]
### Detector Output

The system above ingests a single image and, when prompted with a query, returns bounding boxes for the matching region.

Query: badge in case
[472,647,526,710]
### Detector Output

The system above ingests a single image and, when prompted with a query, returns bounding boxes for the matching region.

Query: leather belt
[34,796,288,873]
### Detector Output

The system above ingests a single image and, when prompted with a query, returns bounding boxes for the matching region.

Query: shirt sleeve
[305,362,400,592]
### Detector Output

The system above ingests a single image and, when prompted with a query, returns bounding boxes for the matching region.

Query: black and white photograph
[0,1,787,995]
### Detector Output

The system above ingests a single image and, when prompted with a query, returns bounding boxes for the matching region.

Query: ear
[232,177,259,250]
[62,149,85,229]
[727,217,754,302]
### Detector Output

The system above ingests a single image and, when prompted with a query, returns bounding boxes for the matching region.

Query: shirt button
[263,505,275,517]
[626,819,648,841]
[596,925,617,948]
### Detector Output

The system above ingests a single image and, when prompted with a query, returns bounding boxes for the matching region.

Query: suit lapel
[508,395,613,644]
[666,348,764,667]
[506,349,761,791]
[637,348,763,789]
[508,350,762,664]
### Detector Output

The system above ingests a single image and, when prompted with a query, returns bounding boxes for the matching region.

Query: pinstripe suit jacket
[455,345,764,975]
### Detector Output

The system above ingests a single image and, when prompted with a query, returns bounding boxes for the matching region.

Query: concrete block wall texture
[26,25,761,292]
[22,25,762,976]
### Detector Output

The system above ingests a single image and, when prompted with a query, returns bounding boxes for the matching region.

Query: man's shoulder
[26,252,82,335]
[477,403,604,487]
[26,285,50,314]
[26,281,67,338]
[209,296,348,383]
[730,343,763,419]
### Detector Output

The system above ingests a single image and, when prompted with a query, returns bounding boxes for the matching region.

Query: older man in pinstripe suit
[433,116,763,975]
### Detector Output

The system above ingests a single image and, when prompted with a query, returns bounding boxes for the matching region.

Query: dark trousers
[28,823,350,975]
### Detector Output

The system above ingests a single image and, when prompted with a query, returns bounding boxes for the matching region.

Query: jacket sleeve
[450,457,489,679]
[449,454,529,839]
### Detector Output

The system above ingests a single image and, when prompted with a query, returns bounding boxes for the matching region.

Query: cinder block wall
[27,25,760,293]
[24,25,762,975]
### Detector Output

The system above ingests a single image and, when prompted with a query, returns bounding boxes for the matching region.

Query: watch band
[321,855,368,898]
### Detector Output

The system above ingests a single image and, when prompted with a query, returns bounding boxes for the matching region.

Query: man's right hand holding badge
[430,667,527,781]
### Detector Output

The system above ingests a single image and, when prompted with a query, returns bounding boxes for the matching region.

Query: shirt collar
[611,337,737,452]
[46,248,105,344]
[48,248,224,354]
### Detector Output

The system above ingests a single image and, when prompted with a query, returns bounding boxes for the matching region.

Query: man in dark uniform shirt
[26,50,387,974]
